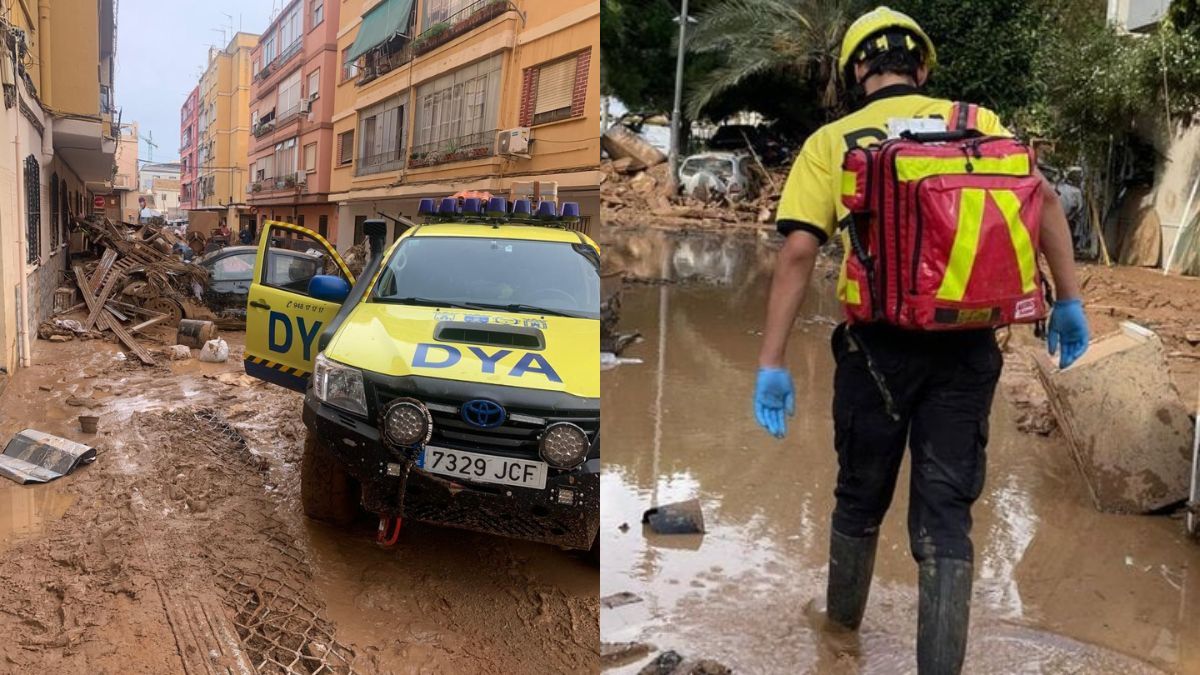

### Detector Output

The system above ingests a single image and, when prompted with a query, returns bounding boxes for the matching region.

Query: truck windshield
[373,236,600,319]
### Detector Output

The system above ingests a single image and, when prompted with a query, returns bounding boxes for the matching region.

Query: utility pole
[668,0,690,187]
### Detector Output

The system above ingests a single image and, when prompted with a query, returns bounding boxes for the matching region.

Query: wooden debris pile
[52,217,214,366]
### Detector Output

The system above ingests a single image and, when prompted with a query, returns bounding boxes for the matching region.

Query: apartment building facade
[329,0,600,249]
[246,0,342,240]
[180,85,199,210]
[194,32,259,232]
[0,0,119,374]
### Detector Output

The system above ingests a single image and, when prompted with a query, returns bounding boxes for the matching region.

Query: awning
[347,0,414,61]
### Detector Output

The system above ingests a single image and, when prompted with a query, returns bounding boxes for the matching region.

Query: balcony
[357,41,414,87]
[355,148,405,176]
[412,0,514,56]
[408,129,496,168]
[255,39,303,82]
[253,112,276,138]
[113,173,136,190]
[248,172,307,195]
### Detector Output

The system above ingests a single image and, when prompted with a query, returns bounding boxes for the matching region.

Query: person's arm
[1038,176,1090,368]
[758,231,822,368]
[1038,178,1081,300]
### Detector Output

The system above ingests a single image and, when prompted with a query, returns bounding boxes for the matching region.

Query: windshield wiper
[459,301,582,318]
[376,296,472,309]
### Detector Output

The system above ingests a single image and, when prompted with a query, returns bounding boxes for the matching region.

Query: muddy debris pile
[44,217,217,365]
[602,158,786,232]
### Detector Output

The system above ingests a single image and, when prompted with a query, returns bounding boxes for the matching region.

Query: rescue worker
[751,7,1090,673]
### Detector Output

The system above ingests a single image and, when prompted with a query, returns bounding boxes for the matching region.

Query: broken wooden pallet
[73,263,156,366]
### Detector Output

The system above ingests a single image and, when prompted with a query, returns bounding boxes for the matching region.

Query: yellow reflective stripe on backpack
[991,189,1038,293]
[894,154,1030,182]
[936,188,986,301]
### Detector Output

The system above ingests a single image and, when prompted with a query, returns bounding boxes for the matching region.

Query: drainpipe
[37,0,52,108]
[13,100,30,368]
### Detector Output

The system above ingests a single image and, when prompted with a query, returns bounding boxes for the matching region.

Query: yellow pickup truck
[243,198,600,561]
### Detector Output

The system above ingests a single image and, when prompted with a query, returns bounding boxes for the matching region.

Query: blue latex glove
[754,367,795,438]
[1047,298,1089,369]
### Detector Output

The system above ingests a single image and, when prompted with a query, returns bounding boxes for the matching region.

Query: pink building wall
[179,85,199,210]
[246,0,341,239]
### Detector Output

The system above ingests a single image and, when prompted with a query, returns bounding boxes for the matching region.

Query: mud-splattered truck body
[242,205,600,556]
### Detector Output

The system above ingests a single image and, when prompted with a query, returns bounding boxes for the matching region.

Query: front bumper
[303,395,599,550]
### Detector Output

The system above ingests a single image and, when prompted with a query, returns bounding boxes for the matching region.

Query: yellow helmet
[838,6,937,75]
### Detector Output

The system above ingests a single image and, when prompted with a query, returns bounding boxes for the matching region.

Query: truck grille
[373,388,598,461]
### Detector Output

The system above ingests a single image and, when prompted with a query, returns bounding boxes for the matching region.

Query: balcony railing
[355,148,406,176]
[253,117,276,138]
[357,41,414,87]
[408,129,496,168]
[248,172,306,195]
[255,39,303,82]
[113,173,135,189]
[413,0,514,56]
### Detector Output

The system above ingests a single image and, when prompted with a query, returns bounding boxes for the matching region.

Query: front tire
[300,431,359,526]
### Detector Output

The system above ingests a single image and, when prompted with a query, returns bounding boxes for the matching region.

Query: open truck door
[244,220,355,392]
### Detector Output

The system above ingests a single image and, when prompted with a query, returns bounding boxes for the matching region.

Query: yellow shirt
[776,85,1009,243]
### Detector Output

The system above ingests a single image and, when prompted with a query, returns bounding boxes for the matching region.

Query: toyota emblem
[460,399,506,429]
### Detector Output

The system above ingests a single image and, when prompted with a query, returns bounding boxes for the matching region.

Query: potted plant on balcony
[413,22,451,55]
[250,181,262,193]
[283,174,297,189]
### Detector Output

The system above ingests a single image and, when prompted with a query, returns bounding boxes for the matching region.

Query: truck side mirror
[308,275,350,303]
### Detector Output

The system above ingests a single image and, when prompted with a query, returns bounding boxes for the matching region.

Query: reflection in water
[0,484,75,553]
[599,229,1195,674]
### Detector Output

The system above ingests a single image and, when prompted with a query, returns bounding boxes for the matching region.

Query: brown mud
[599,227,1200,674]
[0,326,597,674]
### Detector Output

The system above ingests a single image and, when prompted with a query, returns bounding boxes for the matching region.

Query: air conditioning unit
[300,99,312,113]
[497,127,531,156]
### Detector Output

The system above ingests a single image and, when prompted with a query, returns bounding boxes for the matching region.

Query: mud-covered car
[242,201,600,560]
[196,245,328,319]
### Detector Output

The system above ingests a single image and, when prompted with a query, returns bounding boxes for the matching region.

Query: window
[277,69,303,118]
[422,0,474,30]
[263,34,276,63]
[307,69,320,100]
[280,8,301,51]
[312,0,324,28]
[211,253,256,281]
[49,173,59,250]
[253,55,261,74]
[341,48,359,82]
[297,215,306,229]
[304,143,317,172]
[274,137,298,179]
[263,246,329,292]
[357,95,405,173]
[413,55,501,151]
[24,155,40,264]
[337,130,354,165]
[532,57,576,125]
[318,215,328,239]
[61,178,69,246]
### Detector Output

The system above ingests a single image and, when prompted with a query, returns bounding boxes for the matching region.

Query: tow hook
[376,515,403,547]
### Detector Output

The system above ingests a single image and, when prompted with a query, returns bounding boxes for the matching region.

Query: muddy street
[0,330,598,674]
[599,229,1200,674]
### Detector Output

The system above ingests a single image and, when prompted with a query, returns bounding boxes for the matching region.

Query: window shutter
[534,58,575,115]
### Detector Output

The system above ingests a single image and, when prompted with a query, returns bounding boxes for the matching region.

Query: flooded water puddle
[0,483,76,553]
[599,229,1198,674]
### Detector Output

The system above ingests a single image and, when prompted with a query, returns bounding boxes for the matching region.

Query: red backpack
[839,103,1047,329]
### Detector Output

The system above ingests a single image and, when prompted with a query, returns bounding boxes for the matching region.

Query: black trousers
[830,322,1002,563]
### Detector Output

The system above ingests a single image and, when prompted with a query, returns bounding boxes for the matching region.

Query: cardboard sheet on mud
[0,430,96,484]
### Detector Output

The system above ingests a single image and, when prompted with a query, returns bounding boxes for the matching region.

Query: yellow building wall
[328,0,598,204]
[198,33,258,207]
[47,0,102,117]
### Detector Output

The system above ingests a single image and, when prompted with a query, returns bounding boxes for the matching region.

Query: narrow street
[598,228,1200,675]
[0,328,598,674]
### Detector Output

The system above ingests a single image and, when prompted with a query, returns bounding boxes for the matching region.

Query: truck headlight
[312,353,367,416]
[539,422,588,469]
[382,398,432,447]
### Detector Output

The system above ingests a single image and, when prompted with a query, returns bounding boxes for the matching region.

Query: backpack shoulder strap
[947,102,979,132]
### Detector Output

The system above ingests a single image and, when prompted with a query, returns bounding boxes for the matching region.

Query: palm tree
[685,0,854,120]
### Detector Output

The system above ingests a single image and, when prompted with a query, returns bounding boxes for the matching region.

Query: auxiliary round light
[539,422,589,469]
[383,398,433,447]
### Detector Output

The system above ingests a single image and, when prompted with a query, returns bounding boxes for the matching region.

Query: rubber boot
[917,558,973,675]
[825,529,879,630]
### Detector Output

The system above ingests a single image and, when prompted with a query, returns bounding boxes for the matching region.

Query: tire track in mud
[139,408,355,674]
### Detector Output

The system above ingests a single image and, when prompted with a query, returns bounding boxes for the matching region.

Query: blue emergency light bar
[416,195,582,228]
